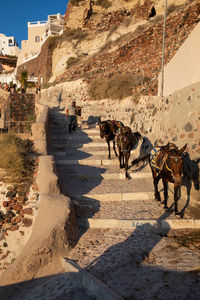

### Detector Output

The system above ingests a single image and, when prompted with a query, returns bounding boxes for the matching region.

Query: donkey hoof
[175,211,180,215]
[164,205,168,210]
[155,198,161,202]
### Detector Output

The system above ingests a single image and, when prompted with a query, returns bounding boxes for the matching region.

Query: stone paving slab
[67,228,200,299]
[59,175,154,195]
[74,199,195,220]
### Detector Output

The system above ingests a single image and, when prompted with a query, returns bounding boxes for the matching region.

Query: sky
[0,0,69,48]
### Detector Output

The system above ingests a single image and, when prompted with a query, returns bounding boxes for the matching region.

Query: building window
[35,36,40,42]
[8,39,13,44]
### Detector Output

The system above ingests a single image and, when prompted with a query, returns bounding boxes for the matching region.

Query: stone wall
[17,39,54,85]
[0,100,79,286]
[10,93,35,122]
[32,103,49,155]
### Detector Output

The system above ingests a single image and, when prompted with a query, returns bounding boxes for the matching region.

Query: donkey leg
[119,151,122,168]
[152,169,161,201]
[125,152,131,179]
[107,140,111,159]
[162,178,168,209]
[174,185,180,215]
[113,140,118,157]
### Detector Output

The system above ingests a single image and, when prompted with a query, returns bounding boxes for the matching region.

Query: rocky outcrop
[59,0,200,96]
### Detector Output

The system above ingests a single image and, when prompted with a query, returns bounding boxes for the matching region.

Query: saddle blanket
[150,147,163,171]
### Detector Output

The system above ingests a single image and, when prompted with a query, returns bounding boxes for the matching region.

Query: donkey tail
[131,154,150,165]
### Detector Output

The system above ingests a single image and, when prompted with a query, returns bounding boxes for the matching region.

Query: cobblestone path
[48,109,200,300]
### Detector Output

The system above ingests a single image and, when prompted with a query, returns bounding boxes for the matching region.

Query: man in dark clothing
[66,101,77,133]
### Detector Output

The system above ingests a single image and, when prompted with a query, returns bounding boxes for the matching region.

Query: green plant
[20,70,28,92]
[66,57,78,68]
[24,112,36,132]
[0,134,35,183]
[96,0,112,9]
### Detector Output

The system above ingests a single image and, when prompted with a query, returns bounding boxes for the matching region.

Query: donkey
[132,142,187,214]
[116,126,142,178]
[99,119,124,159]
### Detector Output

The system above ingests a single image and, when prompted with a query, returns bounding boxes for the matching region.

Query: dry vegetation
[0,134,36,183]
[71,0,80,6]
[95,0,112,9]
[66,57,79,68]
[89,73,150,100]
[48,28,87,51]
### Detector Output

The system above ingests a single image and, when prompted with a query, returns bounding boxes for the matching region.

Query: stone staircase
[48,110,200,299]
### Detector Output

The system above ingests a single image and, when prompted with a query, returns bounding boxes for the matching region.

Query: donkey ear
[179,143,187,155]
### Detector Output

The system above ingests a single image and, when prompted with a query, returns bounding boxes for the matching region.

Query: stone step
[50,135,100,141]
[67,171,152,180]
[74,196,196,220]
[71,192,155,202]
[53,142,106,148]
[79,218,200,230]
[56,163,151,178]
[55,158,120,165]
[50,133,101,143]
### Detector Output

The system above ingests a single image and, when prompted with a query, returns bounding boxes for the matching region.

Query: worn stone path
[48,109,200,300]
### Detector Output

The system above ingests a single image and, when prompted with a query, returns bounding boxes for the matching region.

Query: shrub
[66,57,79,68]
[96,0,112,9]
[167,4,177,15]
[71,0,80,6]
[63,28,87,40]
[89,73,149,100]
[48,36,58,51]
[0,134,35,183]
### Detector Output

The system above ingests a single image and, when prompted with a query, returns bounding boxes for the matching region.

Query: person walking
[66,100,78,133]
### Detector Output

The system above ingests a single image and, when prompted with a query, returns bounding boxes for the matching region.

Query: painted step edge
[83,218,200,230]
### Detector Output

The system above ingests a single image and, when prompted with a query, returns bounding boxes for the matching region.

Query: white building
[17,13,64,66]
[0,33,19,57]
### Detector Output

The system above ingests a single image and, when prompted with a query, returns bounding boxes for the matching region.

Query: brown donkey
[116,126,142,179]
[132,142,187,214]
[99,119,124,159]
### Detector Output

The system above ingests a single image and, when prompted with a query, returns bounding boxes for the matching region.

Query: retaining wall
[0,102,79,286]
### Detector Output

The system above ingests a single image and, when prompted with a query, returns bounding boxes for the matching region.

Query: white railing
[28,21,47,26]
